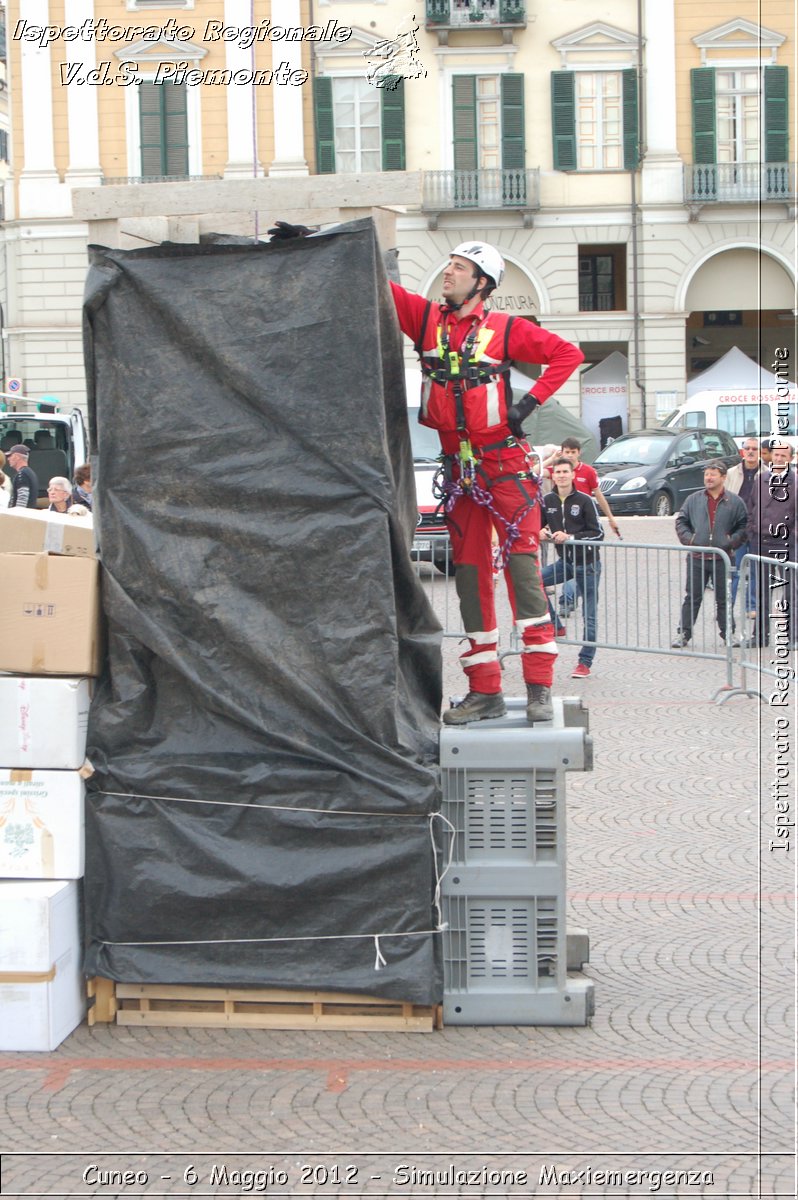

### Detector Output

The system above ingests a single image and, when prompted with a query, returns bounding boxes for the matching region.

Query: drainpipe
[632,0,646,427]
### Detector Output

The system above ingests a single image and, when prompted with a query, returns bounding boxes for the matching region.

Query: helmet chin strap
[444,273,488,312]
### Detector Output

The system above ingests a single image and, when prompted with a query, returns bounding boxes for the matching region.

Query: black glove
[506,392,539,440]
[267,221,314,241]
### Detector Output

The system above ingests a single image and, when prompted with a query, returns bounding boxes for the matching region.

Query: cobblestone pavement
[1,520,795,1199]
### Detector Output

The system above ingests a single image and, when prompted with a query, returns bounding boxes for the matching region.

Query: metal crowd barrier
[413,535,737,698]
[722,553,798,703]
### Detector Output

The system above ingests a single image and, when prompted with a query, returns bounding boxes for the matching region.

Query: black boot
[526,684,553,723]
[442,691,507,725]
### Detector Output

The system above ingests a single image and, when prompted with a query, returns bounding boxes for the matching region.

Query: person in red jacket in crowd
[390,242,584,725]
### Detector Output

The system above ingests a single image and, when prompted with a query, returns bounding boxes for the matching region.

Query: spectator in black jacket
[6,445,39,508]
[672,460,748,648]
[746,441,798,648]
[540,458,604,678]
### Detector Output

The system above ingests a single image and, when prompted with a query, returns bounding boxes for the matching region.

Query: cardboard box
[0,507,95,558]
[0,554,102,676]
[0,769,85,879]
[0,676,91,769]
[0,880,85,1051]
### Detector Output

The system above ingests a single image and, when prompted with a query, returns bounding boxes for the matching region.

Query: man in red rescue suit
[390,242,584,725]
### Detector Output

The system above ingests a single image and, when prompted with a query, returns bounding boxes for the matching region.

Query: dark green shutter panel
[381,78,405,171]
[163,83,188,176]
[551,71,577,171]
[764,65,789,162]
[622,69,639,169]
[314,76,335,174]
[139,82,187,177]
[500,74,525,169]
[452,76,477,171]
[691,68,716,164]
[139,82,164,177]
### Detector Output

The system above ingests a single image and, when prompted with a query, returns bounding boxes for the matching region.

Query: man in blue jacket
[672,460,748,648]
[540,458,604,678]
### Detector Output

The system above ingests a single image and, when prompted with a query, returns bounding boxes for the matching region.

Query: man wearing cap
[6,445,39,509]
[390,243,584,725]
[672,459,749,648]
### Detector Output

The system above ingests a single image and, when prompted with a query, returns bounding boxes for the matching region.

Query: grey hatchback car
[592,427,741,516]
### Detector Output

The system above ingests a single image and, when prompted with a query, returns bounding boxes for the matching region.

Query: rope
[433,449,542,571]
[94,802,457,970]
[429,811,456,931]
[101,790,429,820]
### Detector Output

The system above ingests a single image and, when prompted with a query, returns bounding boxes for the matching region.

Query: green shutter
[139,82,187,177]
[314,76,335,175]
[764,65,789,163]
[381,78,405,171]
[622,69,639,169]
[551,71,577,171]
[452,76,477,171]
[691,68,716,164]
[139,82,165,177]
[500,74,525,170]
[163,82,188,176]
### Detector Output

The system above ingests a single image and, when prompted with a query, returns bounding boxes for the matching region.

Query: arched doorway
[683,248,795,380]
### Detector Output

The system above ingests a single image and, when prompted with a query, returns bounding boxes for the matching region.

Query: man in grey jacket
[672,460,749,648]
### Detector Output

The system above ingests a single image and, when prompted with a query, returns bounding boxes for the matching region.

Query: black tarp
[82,218,444,1002]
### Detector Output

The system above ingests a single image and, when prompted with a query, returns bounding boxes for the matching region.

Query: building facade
[1,0,795,434]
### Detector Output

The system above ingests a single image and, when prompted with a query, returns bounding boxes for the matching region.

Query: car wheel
[651,490,673,517]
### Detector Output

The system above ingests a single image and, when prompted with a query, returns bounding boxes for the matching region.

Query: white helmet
[450,241,505,290]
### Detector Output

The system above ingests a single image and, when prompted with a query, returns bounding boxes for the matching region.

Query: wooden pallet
[87,979,441,1032]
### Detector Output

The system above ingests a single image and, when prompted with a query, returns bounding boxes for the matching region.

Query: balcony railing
[423,168,539,212]
[686,162,795,203]
[425,0,525,29]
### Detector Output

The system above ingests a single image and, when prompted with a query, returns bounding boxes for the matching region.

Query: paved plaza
[0,519,794,1199]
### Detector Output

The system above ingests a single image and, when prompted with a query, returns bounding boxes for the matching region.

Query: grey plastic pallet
[440,695,593,771]
[439,696,594,1026]
[444,976,594,1026]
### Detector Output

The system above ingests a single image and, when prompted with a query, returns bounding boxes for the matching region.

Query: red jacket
[391,282,584,453]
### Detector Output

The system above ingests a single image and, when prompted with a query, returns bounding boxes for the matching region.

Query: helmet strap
[444,270,489,312]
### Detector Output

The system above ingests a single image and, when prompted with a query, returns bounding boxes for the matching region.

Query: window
[701,431,732,457]
[576,72,622,169]
[551,70,638,171]
[139,81,188,178]
[331,77,380,173]
[692,65,788,167]
[716,70,760,164]
[716,404,772,437]
[578,245,626,311]
[0,130,7,163]
[314,76,405,174]
[669,434,702,465]
[451,73,525,204]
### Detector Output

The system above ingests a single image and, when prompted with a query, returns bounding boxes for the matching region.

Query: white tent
[686,346,782,396]
[579,351,629,445]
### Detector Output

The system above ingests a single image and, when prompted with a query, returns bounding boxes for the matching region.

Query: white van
[1,398,88,505]
[660,386,798,449]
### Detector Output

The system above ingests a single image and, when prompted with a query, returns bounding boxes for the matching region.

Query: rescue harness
[415,300,540,568]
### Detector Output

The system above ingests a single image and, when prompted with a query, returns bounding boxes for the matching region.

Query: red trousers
[445,447,556,693]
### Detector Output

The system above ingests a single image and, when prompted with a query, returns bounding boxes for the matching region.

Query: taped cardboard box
[0,553,102,676]
[0,880,85,1051]
[0,508,96,558]
[0,676,91,769]
[0,768,85,879]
